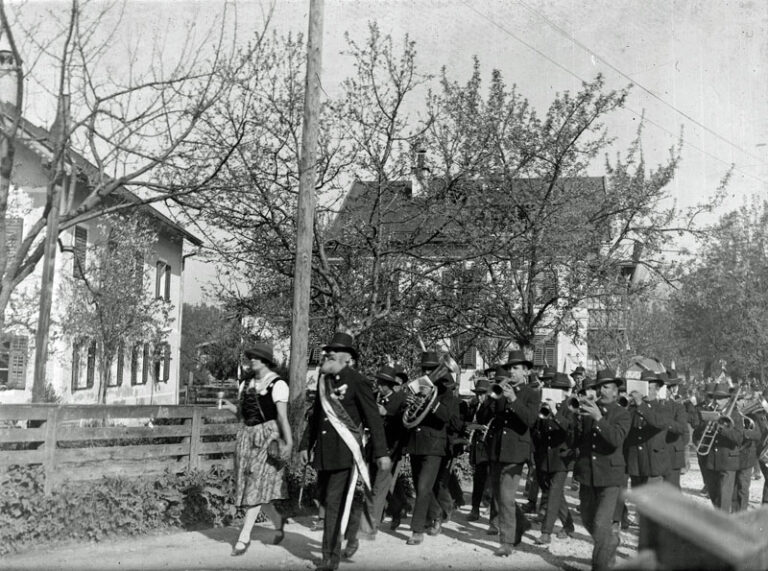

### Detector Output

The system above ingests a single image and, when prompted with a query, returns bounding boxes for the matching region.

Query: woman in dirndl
[222,342,292,556]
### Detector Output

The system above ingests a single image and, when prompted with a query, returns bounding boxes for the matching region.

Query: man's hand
[299,450,309,465]
[376,456,392,472]
[281,442,293,462]
[630,391,644,407]
[378,403,388,416]
[580,398,602,421]
[502,383,517,403]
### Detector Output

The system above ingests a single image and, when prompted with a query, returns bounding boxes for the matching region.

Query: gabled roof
[1,102,203,246]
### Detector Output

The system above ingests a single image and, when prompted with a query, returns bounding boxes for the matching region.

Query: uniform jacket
[405,383,461,457]
[476,385,540,465]
[694,409,745,472]
[300,366,388,471]
[533,402,576,473]
[663,399,689,470]
[739,415,762,470]
[466,397,490,465]
[625,400,671,477]
[573,401,631,487]
[378,389,407,458]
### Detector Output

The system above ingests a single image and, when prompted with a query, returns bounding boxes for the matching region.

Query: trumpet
[490,378,524,399]
[539,402,554,419]
[744,416,756,431]
[617,395,629,408]
[567,394,595,413]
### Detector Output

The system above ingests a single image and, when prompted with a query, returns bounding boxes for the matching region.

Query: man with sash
[477,351,540,557]
[662,370,689,488]
[573,369,631,571]
[299,332,390,571]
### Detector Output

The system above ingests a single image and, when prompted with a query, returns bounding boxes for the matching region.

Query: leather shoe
[522,502,537,514]
[315,559,338,571]
[487,523,499,535]
[311,517,325,532]
[494,543,515,557]
[231,540,251,556]
[556,528,575,539]
[535,533,552,545]
[390,516,401,531]
[467,509,480,522]
[342,540,359,559]
[406,532,424,545]
[426,520,442,536]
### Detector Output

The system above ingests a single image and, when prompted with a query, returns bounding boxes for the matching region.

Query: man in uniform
[693,381,745,512]
[571,366,586,393]
[404,351,461,546]
[625,370,671,487]
[476,350,540,557]
[299,332,390,571]
[662,370,689,489]
[524,366,555,515]
[732,401,761,512]
[573,369,631,571]
[533,372,576,545]
[466,377,491,521]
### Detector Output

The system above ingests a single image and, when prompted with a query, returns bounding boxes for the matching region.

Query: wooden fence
[0,404,238,494]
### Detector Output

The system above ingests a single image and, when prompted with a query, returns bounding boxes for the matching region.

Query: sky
[15,0,768,305]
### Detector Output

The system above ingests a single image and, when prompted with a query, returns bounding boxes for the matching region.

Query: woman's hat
[375,366,400,386]
[323,332,358,360]
[505,350,533,369]
[594,369,625,388]
[244,342,275,366]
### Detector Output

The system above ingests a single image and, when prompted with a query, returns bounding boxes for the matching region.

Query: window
[111,343,125,387]
[153,343,171,383]
[0,335,28,390]
[71,339,94,391]
[461,345,477,369]
[532,335,557,368]
[132,253,144,291]
[86,341,96,389]
[5,217,22,260]
[155,262,171,301]
[308,346,324,366]
[73,226,88,278]
[130,344,142,386]
[142,343,150,384]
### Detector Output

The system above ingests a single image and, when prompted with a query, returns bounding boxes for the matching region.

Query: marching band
[297,331,768,571]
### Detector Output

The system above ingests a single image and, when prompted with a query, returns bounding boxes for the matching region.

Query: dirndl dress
[233,386,288,507]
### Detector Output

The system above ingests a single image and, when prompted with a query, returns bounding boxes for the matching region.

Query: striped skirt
[233,420,287,507]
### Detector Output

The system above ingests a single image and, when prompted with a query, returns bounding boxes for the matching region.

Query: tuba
[403,354,460,429]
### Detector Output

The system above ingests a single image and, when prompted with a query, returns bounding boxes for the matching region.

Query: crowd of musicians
[227,332,768,571]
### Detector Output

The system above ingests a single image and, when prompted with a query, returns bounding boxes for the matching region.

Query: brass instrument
[490,377,525,399]
[567,394,595,413]
[744,416,756,431]
[539,402,554,419]
[617,395,629,408]
[402,354,460,429]
[695,384,741,455]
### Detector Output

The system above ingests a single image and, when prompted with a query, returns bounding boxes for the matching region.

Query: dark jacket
[625,400,671,477]
[476,385,540,465]
[664,399,689,470]
[300,366,388,471]
[739,415,762,470]
[574,401,631,487]
[533,402,576,473]
[379,389,407,458]
[694,409,745,472]
[406,383,461,457]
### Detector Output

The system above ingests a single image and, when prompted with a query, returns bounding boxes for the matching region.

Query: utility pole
[288,0,324,430]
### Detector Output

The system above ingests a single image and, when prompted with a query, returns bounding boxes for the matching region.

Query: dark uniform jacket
[533,403,576,473]
[476,385,540,465]
[573,401,631,488]
[406,383,461,457]
[664,399,689,470]
[625,400,671,477]
[379,389,407,459]
[694,409,745,472]
[300,366,388,471]
[466,397,490,465]
[739,415,762,471]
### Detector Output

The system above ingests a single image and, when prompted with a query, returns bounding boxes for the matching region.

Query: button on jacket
[405,385,461,457]
[574,401,631,488]
[533,403,576,473]
[476,385,540,465]
[663,399,689,470]
[694,410,745,472]
[625,400,672,477]
[300,366,388,471]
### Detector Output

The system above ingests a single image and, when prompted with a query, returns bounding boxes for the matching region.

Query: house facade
[0,117,201,405]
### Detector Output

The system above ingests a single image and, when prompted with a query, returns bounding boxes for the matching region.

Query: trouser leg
[432,456,454,522]
[592,486,621,571]
[410,455,441,533]
[494,462,523,545]
[471,462,489,510]
[579,484,597,538]
[319,468,353,567]
[362,463,393,533]
[716,469,736,513]
[613,476,628,524]
[663,468,681,488]
[733,467,751,512]
[700,466,719,507]
[541,470,572,534]
[760,461,768,503]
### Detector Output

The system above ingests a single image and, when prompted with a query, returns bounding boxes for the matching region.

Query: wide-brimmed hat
[551,372,572,390]
[375,366,400,386]
[712,382,731,399]
[571,366,586,378]
[323,332,358,360]
[665,370,680,385]
[505,350,533,369]
[244,342,275,366]
[594,369,624,388]
[640,370,664,384]
[473,378,491,394]
[495,366,512,379]
[420,351,440,370]
[704,382,716,396]
[393,364,409,383]
[539,366,557,381]
[484,366,497,376]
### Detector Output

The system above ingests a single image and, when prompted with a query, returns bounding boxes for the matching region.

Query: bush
[0,464,245,556]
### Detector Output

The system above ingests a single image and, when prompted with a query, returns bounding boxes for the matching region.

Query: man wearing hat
[299,332,390,571]
[533,372,576,545]
[404,351,462,546]
[523,365,556,515]
[625,370,672,487]
[692,381,746,512]
[732,399,762,512]
[662,370,690,488]
[467,378,492,521]
[572,369,631,571]
[571,366,586,392]
[476,350,540,557]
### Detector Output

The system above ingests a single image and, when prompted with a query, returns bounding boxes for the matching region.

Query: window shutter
[461,346,477,369]
[8,336,28,389]
[308,346,323,366]
[131,344,140,386]
[163,343,171,382]
[116,343,124,386]
[164,264,171,302]
[86,342,96,388]
[532,336,558,367]
[155,262,163,298]
[71,341,81,391]
[142,343,150,384]
[6,217,22,260]
[73,226,88,278]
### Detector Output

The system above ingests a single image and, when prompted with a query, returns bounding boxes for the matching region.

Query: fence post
[188,407,202,471]
[43,407,59,495]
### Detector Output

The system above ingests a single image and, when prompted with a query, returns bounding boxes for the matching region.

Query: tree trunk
[98,353,113,405]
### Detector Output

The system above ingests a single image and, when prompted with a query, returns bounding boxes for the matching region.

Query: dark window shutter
[164,264,171,302]
[6,217,22,260]
[131,344,139,386]
[71,341,81,391]
[155,262,163,298]
[8,336,28,389]
[86,341,96,388]
[142,343,150,384]
[73,226,88,278]
[308,346,323,366]
[163,343,171,382]
[462,346,477,369]
[116,343,124,386]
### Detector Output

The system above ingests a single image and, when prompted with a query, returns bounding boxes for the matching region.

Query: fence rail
[0,404,238,494]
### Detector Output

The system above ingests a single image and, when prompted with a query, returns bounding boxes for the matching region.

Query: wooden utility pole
[288,0,324,424]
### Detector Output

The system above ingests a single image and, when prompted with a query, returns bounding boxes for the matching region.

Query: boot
[467,508,480,522]
[406,532,424,545]
[535,533,552,545]
[494,543,515,557]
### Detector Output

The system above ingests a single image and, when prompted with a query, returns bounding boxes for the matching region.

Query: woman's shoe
[231,540,251,556]
[273,517,286,545]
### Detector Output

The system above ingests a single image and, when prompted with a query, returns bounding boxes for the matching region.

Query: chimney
[410,148,429,197]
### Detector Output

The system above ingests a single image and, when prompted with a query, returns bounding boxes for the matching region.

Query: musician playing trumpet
[476,350,540,557]
[661,370,689,489]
